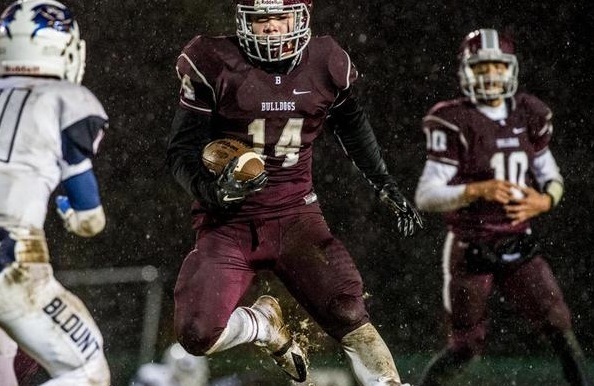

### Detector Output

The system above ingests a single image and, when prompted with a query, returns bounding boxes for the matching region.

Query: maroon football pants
[443,232,572,354]
[15,348,42,384]
[174,212,369,354]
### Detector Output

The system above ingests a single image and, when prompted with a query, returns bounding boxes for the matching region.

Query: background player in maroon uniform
[414,29,592,386]
[166,0,422,384]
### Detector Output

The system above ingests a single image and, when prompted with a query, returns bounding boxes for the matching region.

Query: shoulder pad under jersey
[57,83,107,156]
[514,92,553,151]
[176,35,244,112]
[176,35,242,87]
[308,36,358,91]
[47,82,108,132]
[423,98,469,133]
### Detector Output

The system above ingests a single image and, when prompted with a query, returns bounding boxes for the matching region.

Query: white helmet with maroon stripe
[236,0,312,63]
[458,29,518,103]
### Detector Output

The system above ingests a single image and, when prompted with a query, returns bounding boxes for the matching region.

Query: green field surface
[204,348,594,386]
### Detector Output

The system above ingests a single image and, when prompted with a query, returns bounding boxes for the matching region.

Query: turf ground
[204,347,594,386]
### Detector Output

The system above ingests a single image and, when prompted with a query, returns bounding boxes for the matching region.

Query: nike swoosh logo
[502,252,522,262]
[292,89,311,95]
[512,127,526,134]
[222,195,243,202]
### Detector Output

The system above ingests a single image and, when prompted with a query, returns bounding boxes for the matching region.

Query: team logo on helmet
[0,3,22,38]
[31,3,75,37]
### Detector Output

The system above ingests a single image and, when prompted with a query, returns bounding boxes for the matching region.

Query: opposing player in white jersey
[130,343,210,386]
[0,0,110,385]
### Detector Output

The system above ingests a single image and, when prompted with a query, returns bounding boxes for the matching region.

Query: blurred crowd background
[37,0,593,384]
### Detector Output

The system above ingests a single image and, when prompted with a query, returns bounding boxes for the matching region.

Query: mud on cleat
[250,295,308,382]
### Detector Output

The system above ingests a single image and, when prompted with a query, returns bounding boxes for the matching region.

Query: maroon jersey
[176,35,357,220]
[423,94,553,239]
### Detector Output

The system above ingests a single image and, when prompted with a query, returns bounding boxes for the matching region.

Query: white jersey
[131,363,180,386]
[0,76,107,229]
[131,361,210,386]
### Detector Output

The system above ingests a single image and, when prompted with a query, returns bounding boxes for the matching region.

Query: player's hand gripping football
[214,158,268,208]
[378,183,423,236]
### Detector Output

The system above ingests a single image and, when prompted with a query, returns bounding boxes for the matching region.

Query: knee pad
[175,319,218,356]
[328,294,367,325]
[326,294,368,339]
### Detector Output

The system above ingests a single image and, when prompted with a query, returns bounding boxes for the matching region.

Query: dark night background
[32,0,594,384]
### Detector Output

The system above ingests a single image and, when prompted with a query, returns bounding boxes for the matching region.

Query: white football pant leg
[0,328,18,386]
[341,323,403,386]
[0,263,110,386]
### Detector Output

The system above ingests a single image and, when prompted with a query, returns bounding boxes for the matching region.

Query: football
[202,138,265,181]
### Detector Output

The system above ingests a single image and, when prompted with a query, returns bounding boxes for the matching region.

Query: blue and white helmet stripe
[0,0,86,84]
[0,2,21,38]
[30,2,76,36]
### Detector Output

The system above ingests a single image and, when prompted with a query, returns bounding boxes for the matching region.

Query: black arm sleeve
[165,107,218,203]
[327,92,396,190]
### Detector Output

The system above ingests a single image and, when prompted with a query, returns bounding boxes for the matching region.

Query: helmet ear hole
[0,0,86,84]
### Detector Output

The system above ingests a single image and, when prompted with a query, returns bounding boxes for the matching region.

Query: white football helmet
[0,0,86,84]
[458,29,518,103]
[163,343,209,386]
[236,0,312,63]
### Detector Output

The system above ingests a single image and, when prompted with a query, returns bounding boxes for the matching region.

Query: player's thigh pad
[0,263,109,384]
[174,224,256,353]
[276,213,368,339]
[501,255,572,331]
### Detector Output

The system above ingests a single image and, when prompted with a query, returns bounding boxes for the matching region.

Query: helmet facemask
[236,1,311,63]
[458,29,518,103]
[0,0,86,84]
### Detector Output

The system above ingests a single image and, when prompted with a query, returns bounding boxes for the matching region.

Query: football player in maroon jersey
[415,29,592,386]
[165,0,422,384]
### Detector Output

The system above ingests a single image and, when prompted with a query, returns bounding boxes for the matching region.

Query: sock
[341,323,401,385]
[206,306,268,354]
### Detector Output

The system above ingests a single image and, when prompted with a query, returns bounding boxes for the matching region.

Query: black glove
[211,158,268,209]
[378,183,423,236]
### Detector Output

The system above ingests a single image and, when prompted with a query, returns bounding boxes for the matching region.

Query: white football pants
[0,262,110,386]
[0,328,18,386]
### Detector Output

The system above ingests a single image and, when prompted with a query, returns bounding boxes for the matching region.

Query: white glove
[55,195,106,237]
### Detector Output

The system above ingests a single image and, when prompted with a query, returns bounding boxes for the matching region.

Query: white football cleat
[250,295,308,382]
